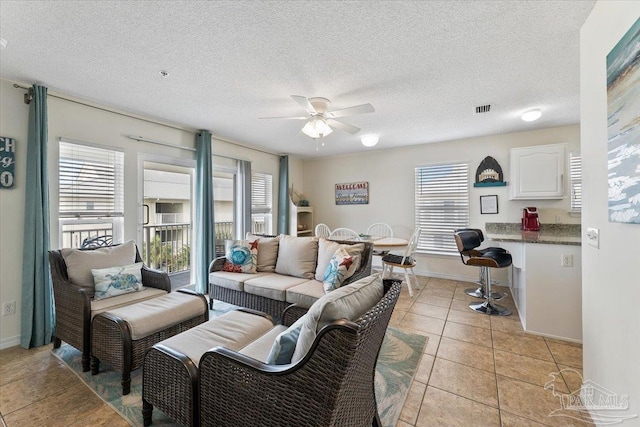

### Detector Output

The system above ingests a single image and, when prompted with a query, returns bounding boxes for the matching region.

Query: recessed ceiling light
[522,109,542,122]
[0,38,7,49]
[159,70,169,78]
[361,135,379,147]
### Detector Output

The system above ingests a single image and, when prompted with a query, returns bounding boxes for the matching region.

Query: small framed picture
[480,195,499,214]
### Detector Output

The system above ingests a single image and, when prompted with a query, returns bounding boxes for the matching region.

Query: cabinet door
[510,143,566,199]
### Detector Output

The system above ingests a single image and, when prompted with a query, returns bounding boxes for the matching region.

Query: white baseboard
[0,335,20,350]
[413,268,508,286]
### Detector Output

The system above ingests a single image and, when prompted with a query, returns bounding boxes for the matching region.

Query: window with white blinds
[415,163,470,255]
[569,152,582,212]
[58,140,124,248]
[251,172,273,235]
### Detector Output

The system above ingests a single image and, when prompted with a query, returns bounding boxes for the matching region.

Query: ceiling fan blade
[258,116,308,120]
[328,103,375,118]
[291,95,317,114]
[326,118,361,134]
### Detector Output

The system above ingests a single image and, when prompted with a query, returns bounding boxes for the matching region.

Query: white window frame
[251,171,273,235]
[569,151,582,214]
[415,162,470,255]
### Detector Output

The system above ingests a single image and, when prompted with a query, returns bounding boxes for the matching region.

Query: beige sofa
[208,234,373,319]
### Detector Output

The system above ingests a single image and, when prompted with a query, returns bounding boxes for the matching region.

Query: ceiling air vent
[475,104,491,114]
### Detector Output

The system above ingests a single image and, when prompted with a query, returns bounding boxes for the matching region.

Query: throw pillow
[60,240,137,292]
[223,240,258,274]
[246,233,280,272]
[274,235,319,279]
[292,274,384,363]
[92,262,144,300]
[315,239,364,281]
[265,316,305,365]
[323,247,358,293]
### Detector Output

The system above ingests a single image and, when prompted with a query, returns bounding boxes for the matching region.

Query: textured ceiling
[0,1,595,158]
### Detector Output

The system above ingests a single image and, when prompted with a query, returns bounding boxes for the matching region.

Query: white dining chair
[382,228,421,297]
[314,223,331,238]
[328,227,361,241]
[366,223,393,238]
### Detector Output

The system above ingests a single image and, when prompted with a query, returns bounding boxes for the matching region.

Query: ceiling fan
[259,95,375,139]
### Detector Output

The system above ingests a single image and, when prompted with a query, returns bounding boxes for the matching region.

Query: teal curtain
[195,131,215,294]
[21,84,53,348]
[277,155,289,234]
[237,160,252,237]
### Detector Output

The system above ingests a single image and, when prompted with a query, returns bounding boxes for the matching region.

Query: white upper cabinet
[509,143,566,200]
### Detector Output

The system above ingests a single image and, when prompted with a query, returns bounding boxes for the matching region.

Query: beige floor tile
[409,302,449,320]
[395,420,414,427]
[399,379,427,425]
[422,332,442,356]
[494,349,565,389]
[492,331,554,361]
[390,309,408,327]
[453,287,475,300]
[490,315,527,335]
[500,410,549,426]
[429,358,499,408]
[415,293,452,308]
[400,313,446,335]
[558,365,584,393]
[414,354,435,384]
[416,386,500,427]
[395,298,416,312]
[497,375,588,427]
[0,345,60,386]
[449,297,480,312]
[68,404,131,427]
[545,340,583,369]
[447,308,492,329]
[437,337,495,372]
[420,287,455,299]
[442,321,493,348]
[428,278,458,288]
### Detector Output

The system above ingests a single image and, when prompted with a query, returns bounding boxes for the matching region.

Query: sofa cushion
[239,324,288,363]
[243,274,308,301]
[292,274,383,363]
[157,310,275,365]
[323,248,358,293]
[92,262,144,300]
[61,240,137,292]
[246,234,280,272]
[264,316,305,365]
[285,280,325,308]
[223,240,258,274]
[209,271,270,292]
[315,239,364,281]
[90,288,167,319]
[275,235,318,279]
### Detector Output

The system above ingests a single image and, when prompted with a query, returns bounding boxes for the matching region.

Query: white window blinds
[569,152,582,212]
[415,163,470,255]
[59,140,124,218]
[251,172,273,234]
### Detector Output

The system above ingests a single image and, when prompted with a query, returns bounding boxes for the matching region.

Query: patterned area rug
[52,302,426,427]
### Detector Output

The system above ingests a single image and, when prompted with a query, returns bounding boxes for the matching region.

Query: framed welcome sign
[335,181,369,205]
[0,137,15,189]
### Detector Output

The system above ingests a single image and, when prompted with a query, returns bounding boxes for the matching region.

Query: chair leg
[468,267,511,316]
[465,267,504,300]
[410,267,420,290]
[404,270,414,297]
[53,337,61,348]
[142,398,153,426]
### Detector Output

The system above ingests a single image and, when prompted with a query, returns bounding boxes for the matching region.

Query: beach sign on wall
[0,137,15,189]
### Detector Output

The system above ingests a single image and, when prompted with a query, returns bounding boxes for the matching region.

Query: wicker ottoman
[91,289,209,395]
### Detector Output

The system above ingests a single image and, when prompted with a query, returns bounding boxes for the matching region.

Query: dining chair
[328,227,361,241]
[366,223,393,238]
[314,223,331,238]
[382,227,421,297]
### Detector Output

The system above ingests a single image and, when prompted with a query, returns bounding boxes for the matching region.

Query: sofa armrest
[209,256,227,273]
[141,265,172,292]
[281,304,308,326]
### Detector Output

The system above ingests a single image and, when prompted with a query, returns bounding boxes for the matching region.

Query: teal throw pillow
[323,247,358,293]
[223,240,258,274]
[92,262,144,300]
[266,316,305,365]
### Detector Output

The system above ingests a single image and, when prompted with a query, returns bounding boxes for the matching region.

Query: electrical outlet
[561,254,573,267]
[3,301,16,316]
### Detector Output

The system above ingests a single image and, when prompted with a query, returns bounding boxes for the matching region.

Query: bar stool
[454,229,512,316]
[454,228,506,300]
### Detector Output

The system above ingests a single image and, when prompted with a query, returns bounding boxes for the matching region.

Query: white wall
[581,2,640,423]
[303,125,580,282]
[0,77,284,348]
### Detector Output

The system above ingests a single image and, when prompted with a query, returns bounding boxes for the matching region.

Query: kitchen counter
[485,222,581,246]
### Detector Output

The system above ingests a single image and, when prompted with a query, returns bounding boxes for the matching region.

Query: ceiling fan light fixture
[302,116,333,139]
[361,135,379,147]
[521,109,542,122]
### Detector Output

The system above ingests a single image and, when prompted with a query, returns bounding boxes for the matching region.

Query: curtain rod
[12,83,281,157]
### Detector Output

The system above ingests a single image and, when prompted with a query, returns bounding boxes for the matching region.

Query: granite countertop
[484,223,582,246]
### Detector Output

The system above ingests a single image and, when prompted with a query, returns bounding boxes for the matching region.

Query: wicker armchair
[198,279,402,427]
[50,245,171,372]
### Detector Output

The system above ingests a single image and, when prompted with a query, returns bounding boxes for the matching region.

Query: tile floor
[0,275,589,426]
